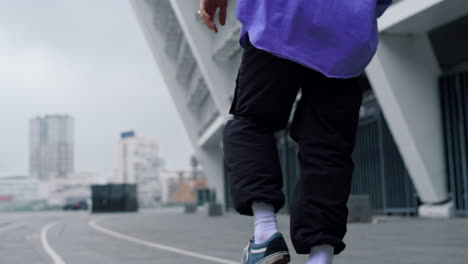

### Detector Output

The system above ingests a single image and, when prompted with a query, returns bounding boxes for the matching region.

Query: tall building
[29,115,74,180]
[115,131,162,207]
[130,0,468,217]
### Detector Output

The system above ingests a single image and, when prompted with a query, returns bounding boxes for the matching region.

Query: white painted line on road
[89,220,238,264]
[40,222,66,264]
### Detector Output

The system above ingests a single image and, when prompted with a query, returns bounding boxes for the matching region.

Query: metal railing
[440,71,468,215]
[352,100,418,214]
[233,98,419,215]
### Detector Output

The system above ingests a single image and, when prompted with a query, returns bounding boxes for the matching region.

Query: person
[198,0,393,263]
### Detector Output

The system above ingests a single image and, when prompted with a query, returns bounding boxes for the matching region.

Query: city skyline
[0,0,193,178]
[1,112,193,178]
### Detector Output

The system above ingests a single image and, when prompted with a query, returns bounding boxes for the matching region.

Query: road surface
[0,208,466,264]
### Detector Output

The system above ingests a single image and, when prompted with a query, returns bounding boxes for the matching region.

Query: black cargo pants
[223,38,363,255]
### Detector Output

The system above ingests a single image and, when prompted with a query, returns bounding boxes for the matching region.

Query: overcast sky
[0,0,193,178]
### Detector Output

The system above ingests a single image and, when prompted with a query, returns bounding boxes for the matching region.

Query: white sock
[307,244,334,264]
[252,202,278,244]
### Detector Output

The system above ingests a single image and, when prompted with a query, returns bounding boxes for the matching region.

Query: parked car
[63,197,88,210]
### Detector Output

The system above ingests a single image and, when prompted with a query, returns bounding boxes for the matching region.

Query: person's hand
[199,0,228,33]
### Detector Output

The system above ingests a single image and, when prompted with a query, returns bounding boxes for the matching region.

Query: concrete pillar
[169,0,241,119]
[366,32,453,217]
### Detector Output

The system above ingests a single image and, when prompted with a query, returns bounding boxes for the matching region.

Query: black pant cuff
[234,197,285,216]
[294,238,346,255]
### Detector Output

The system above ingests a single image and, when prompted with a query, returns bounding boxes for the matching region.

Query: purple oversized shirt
[236,0,393,78]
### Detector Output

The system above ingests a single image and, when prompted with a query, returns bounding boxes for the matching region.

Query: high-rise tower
[29,115,74,180]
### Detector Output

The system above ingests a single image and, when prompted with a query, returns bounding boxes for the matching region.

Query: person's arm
[199,0,228,33]
[376,0,393,18]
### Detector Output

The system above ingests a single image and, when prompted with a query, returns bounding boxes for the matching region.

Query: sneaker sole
[257,251,290,264]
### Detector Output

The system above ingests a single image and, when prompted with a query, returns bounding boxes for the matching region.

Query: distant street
[0,208,467,264]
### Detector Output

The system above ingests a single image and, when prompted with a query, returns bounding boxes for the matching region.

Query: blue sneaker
[241,232,290,264]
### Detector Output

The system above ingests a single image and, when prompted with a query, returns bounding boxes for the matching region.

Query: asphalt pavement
[0,207,467,264]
